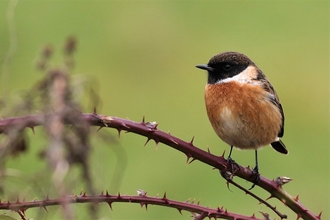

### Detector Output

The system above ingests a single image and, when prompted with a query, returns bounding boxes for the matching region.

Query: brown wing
[256,69,284,138]
[255,69,287,154]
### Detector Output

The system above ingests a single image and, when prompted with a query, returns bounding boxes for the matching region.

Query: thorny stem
[0,192,261,220]
[220,171,287,219]
[0,113,321,220]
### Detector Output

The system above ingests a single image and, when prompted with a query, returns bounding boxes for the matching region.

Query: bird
[196,51,288,188]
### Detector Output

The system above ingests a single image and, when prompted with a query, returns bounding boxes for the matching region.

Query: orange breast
[204,82,282,150]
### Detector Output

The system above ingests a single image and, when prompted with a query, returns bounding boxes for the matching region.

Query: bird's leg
[227,146,239,174]
[249,150,260,190]
[228,145,234,160]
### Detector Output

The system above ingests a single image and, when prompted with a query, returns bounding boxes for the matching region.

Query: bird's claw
[227,157,240,175]
[249,166,260,190]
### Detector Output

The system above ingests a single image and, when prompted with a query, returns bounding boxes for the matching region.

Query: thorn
[265,195,274,201]
[117,192,121,199]
[105,191,110,197]
[170,138,178,145]
[60,203,67,209]
[29,126,35,135]
[144,138,151,146]
[120,123,130,129]
[190,198,194,204]
[317,210,322,219]
[296,213,302,220]
[154,140,159,150]
[189,136,195,146]
[197,199,200,205]
[96,126,103,132]
[42,205,48,212]
[162,192,168,203]
[207,146,211,153]
[187,157,196,165]
[107,202,113,210]
[100,191,104,196]
[45,195,50,201]
[294,195,299,202]
[140,203,148,210]
[93,107,97,114]
[225,181,233,192]
[141,116,145,124]
[177,208,183,215]
[117,129,121,138]
[259,211,270,220]
[258,199,265,205]
[221,150,226,158]
[186,154,192,164]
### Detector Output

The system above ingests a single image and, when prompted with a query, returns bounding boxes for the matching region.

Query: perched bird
[196,52,288,187]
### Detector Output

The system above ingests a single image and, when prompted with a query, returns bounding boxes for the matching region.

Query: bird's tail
[271,140,288,154]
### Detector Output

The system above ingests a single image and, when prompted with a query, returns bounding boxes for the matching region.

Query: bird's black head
[196,52,255,84]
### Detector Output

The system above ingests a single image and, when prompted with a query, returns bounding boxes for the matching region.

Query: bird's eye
[223,64,232,71]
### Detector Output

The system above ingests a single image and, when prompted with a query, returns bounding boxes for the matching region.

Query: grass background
[0,1,329,219]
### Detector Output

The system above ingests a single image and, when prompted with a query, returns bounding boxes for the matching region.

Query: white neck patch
[216,65,259,85]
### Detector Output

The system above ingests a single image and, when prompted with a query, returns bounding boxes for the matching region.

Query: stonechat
[196,51,288,187]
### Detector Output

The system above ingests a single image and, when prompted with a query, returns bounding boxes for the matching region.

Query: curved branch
[0,113,320,220]
[0,192,261,220]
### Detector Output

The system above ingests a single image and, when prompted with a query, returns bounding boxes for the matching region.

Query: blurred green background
[0,1,329,219]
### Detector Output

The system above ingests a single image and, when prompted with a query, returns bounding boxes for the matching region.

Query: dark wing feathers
[271,140,288,154]
[256,69,284,138]
[255,69,288,154]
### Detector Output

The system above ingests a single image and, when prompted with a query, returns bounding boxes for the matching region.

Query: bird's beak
[196,64,213,72]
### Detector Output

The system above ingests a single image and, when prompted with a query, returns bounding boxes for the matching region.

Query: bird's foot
[227,157,240,175]
[249,166,260,190]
